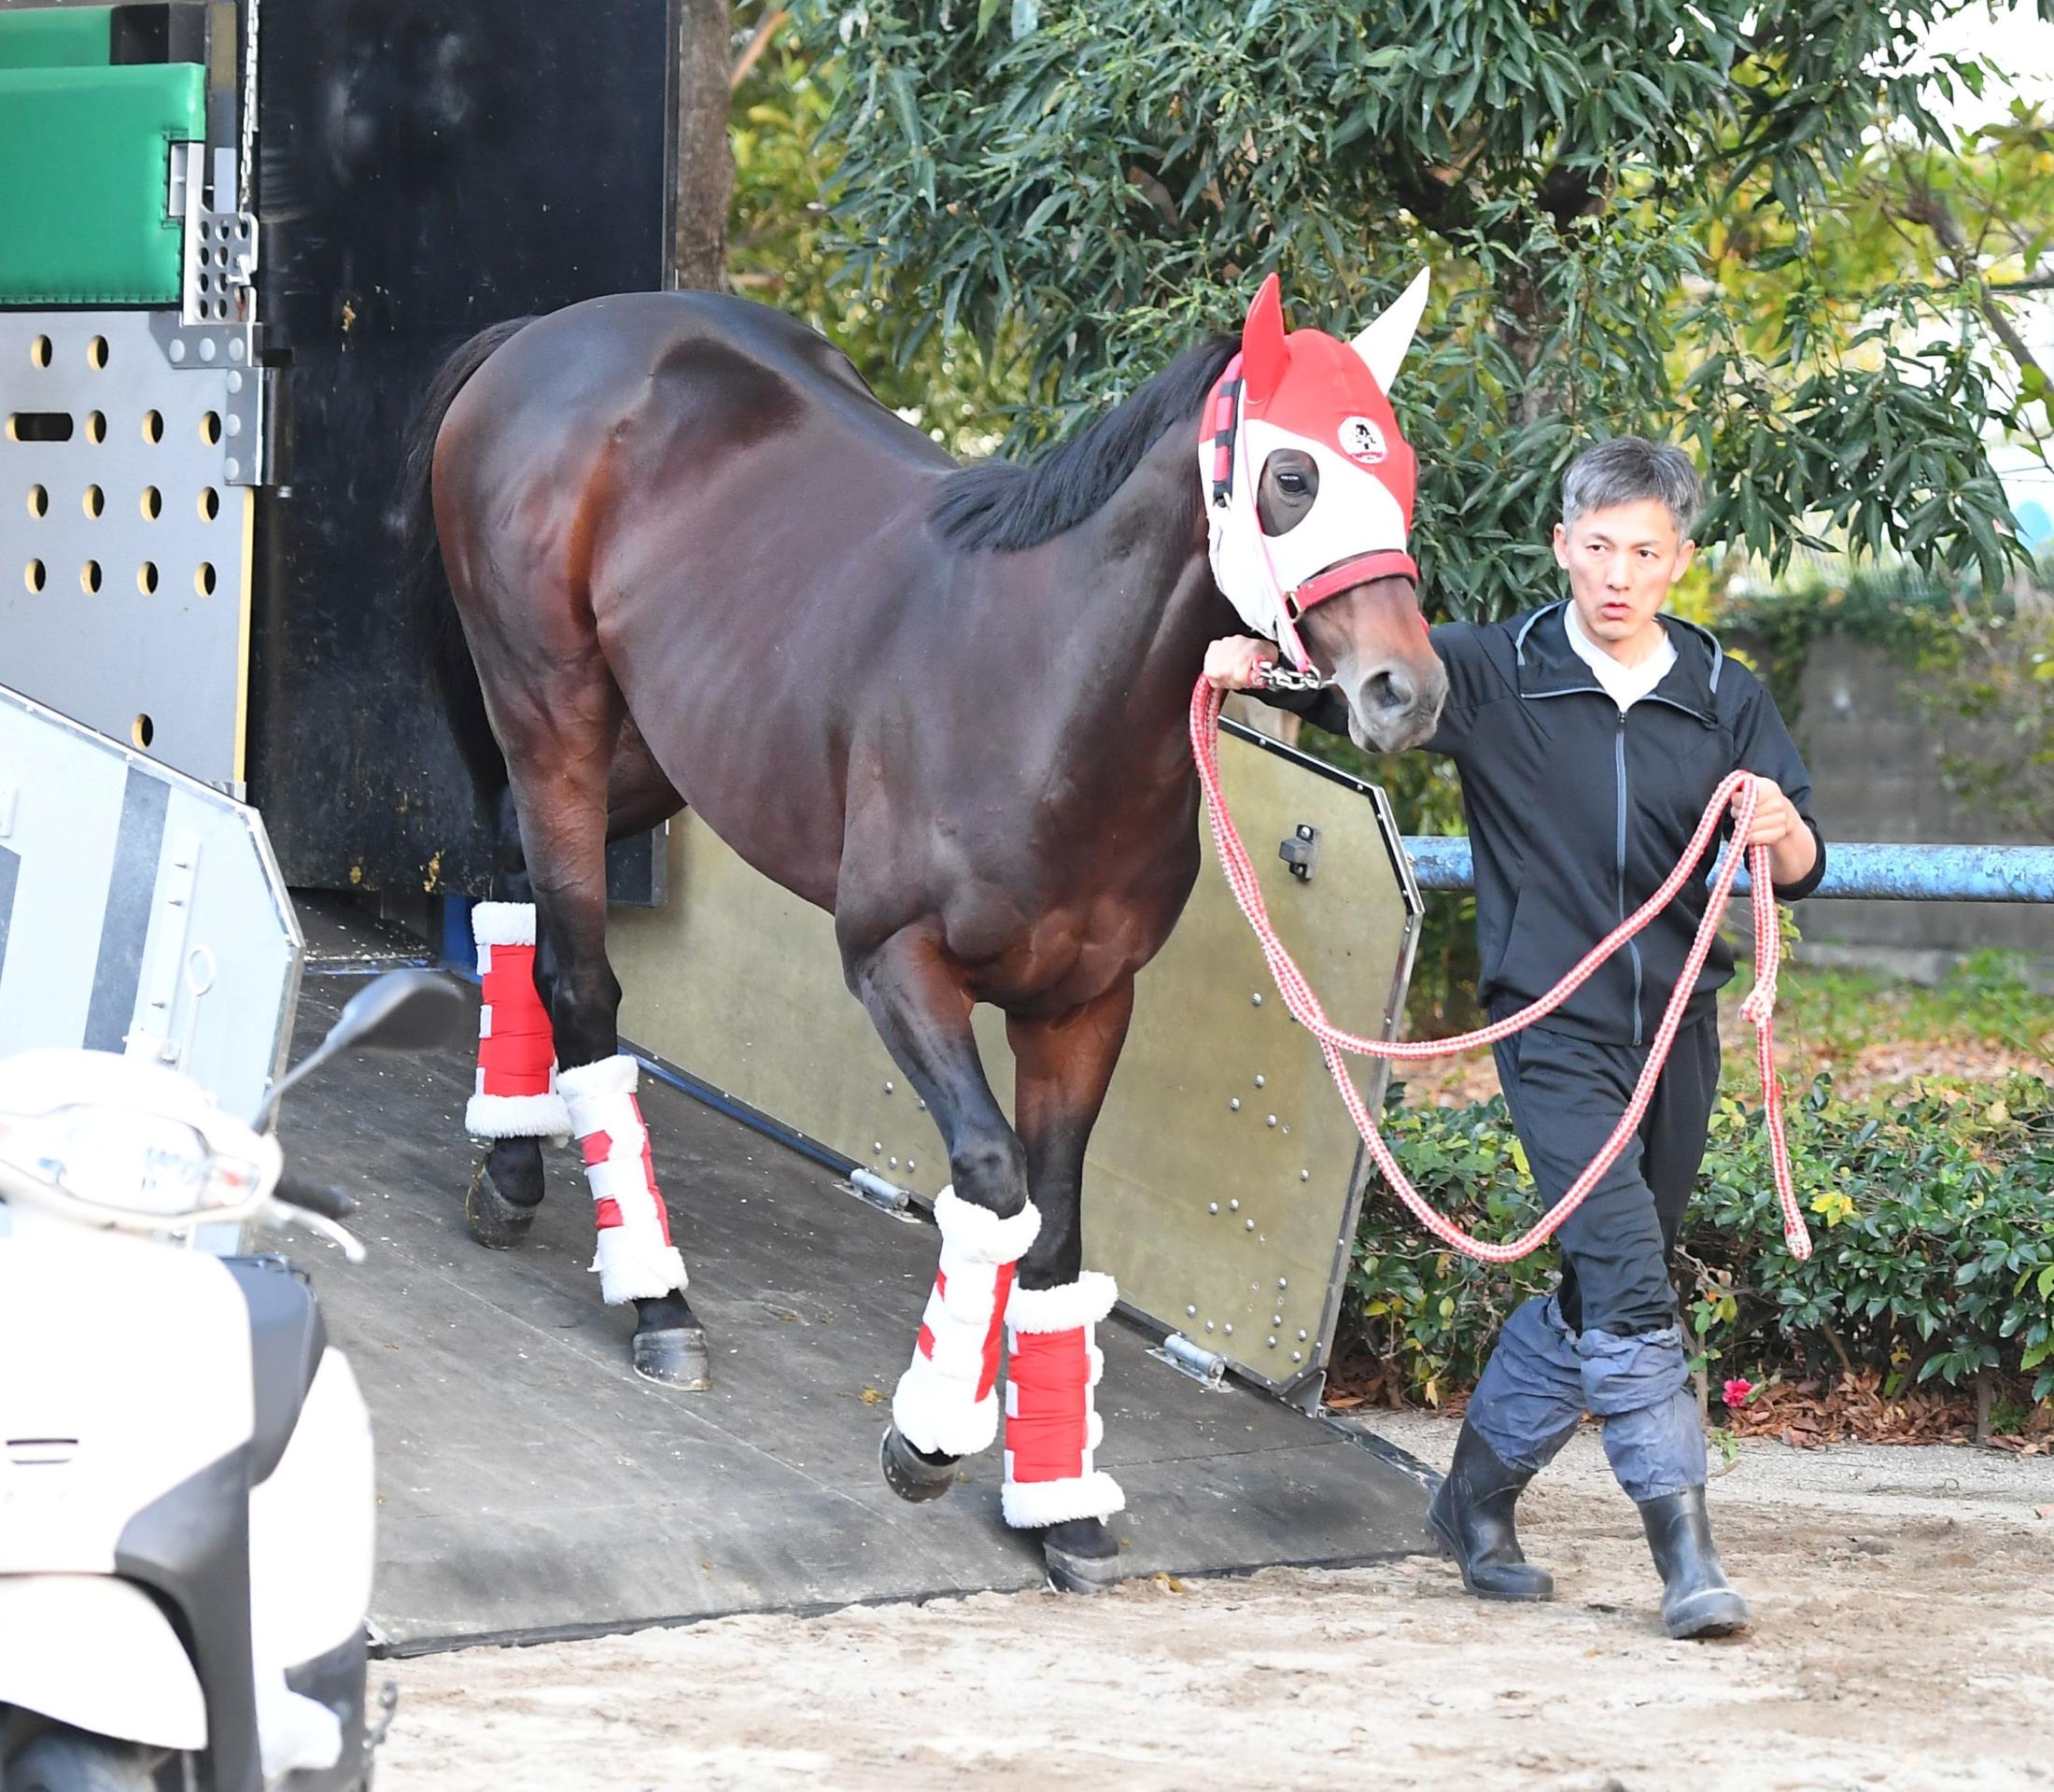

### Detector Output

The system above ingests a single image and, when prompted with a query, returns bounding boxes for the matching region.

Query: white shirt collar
[1562,603,1677,713]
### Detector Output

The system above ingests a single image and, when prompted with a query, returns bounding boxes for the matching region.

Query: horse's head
[1199,274,1446,752]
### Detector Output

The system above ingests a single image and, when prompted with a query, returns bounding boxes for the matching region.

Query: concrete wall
[1776,634,2053,982]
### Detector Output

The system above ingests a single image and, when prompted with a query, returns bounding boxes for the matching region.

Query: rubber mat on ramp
[280,970,1434,1656]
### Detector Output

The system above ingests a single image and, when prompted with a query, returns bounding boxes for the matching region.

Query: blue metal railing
[1398,839,2054,903]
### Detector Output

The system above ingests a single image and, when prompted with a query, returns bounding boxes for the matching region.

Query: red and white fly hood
[1200,270,1430,671]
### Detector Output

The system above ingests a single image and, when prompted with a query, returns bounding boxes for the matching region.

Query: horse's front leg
[848,924,1038,1504]
[1004,978,1135,1593]
[510,760,708,1390]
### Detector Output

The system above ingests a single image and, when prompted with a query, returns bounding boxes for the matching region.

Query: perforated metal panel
[611,720,1421,1396]
[0,310,254,788]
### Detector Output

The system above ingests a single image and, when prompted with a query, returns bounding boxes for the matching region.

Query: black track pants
[1488,1015,1721,1337]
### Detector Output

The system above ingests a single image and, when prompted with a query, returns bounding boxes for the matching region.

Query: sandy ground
[378,1413,2054,1792]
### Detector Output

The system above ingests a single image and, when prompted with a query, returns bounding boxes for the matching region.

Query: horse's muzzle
[1347,657,1448,754]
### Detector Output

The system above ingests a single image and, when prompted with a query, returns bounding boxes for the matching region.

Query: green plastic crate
[0,61,204,305]
[0,7,115,70]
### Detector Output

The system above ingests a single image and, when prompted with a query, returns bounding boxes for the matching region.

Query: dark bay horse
[401,284,1444,1587]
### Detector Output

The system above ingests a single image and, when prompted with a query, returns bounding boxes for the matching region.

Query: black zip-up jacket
[1282,600,1827,1046]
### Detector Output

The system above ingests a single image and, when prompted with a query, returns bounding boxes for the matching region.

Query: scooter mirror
[327,969,471,1056]
[259,969,471,1129]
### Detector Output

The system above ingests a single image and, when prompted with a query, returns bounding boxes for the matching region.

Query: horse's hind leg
[465,787,558,1249]
[465,741,683,1252]
[850,924,1038,1504]
[503,710,709,1389]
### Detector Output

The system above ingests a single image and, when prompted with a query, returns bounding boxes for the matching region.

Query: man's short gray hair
[1561,436,1703,538]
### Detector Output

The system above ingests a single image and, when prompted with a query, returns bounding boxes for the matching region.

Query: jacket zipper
[1614,711,1644,1047]
[1523,680,1700,1045]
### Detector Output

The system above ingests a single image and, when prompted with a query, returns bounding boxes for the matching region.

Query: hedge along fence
[1350,1070,2054,1412]
[1718,559,2053,845]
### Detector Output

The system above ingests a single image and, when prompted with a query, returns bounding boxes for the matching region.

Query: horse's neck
[1056,426,1238,730]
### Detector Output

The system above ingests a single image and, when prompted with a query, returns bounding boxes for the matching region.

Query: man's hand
[1745,779,1818,887]
[1743,781,1802,847]
[1204,635,1278,693]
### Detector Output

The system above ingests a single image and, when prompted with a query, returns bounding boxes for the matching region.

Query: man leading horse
[1209,435,1825,1638]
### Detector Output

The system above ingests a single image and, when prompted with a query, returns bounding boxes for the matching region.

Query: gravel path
[379,1416,2054,1791]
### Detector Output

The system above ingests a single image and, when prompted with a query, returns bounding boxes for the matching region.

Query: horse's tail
[397,317,536,803]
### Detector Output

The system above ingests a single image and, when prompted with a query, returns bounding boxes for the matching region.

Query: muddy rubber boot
[1426,1419,1554,1601]
[1638,1487,1750,1639]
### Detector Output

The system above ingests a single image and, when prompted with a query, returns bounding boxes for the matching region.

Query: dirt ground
[379,1413,2054,1792]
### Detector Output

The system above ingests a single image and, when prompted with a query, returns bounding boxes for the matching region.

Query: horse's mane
[930,335,1240,551]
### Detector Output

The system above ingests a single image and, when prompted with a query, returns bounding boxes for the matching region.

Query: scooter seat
[223,1255,329,1483]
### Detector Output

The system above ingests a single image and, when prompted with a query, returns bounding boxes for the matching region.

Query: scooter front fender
[0,1573,206,1750]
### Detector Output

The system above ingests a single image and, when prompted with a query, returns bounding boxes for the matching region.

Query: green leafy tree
[1832,103,2054,436]
[800,0,2049,618]
[728,4,1024,448]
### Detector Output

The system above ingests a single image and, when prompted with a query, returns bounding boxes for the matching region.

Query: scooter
[0,968,467,1792]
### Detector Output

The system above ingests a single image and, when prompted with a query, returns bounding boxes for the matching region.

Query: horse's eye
[1277,472,1308,496]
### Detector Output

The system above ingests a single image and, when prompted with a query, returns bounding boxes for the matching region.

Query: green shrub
[1353,1069,2054,1406]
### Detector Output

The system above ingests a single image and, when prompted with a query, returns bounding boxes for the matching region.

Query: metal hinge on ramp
[1150,1332,1229,1391]
[844,1168,918,1221]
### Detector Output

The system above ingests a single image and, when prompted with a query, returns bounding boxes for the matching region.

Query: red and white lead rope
[1192,677,1812,1265]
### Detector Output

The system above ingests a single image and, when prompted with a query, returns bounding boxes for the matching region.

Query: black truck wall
[250,0,673,894]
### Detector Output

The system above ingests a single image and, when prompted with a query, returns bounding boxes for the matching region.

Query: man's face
[1551,499,1696,648]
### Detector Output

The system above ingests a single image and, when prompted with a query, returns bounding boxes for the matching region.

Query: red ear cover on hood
[1240,273,1289,402]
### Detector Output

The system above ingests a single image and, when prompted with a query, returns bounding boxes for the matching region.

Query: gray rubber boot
[1427,1418,1554,1601]
[1639,1486,1751,1638]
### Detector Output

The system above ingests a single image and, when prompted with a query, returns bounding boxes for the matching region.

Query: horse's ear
[1241,273,1289,399]
[1350,267,1431,392]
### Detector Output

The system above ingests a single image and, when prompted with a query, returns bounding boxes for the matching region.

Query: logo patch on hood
[1339,415,1387,465]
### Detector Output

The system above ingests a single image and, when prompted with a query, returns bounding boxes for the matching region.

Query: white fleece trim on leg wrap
[1006,1271,1118,1334]
[470,900,539,947]
[1002,1272,1125,1529]
[557,1054,688,1305]
[464,1084,572,1140]
[891,1188,1042,1459]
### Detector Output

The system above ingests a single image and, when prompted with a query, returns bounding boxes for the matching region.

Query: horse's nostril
[1363,667,1416,714]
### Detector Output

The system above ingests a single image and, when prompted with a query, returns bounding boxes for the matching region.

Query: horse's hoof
[879,1424,958,1503]
[1041,1517,1121,1595]
[633,1323,712,1390]
[464,1160,537,1249]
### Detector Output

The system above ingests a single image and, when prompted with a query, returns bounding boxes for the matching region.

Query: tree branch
[731,7,788,91]
[1534,162,1609,230]
[1898,175,2048,391]
[1124,163,1182,231]
[1377,154,1476,236]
